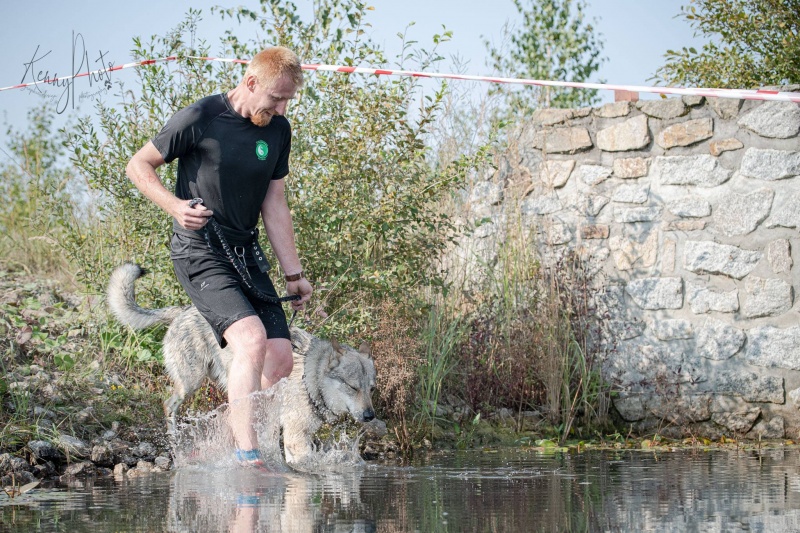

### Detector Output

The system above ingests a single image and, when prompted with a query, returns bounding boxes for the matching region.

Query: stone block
[580,194,610,216]
[616,398,648,422]
[662,237,676,273]
[531,108,575,126]
[610,232,658,270]
[649,394,713,425]
[746,326,800,370]
[713,373,784,403]
[608,319,646,340]
[687,284,739,314]
[737,101,800,139]
[614,394,646,421]
[604,341,695,388]
[663,220,707,231]
[597,115,650,152]
[611,184,649,204]
[612,157,651,178]
[683,240,761,279]
[469,180,503,206]
[542,219,573,245]
[578,164,612,185]
[540,160,575,188]
[653,319,694,340]
[682,95,705,107]
[739,148,800,181]
[625,277,683,309]
[709,138,744,156]
[594,101,631,118]
[28,440,64,462]
[656,117,714,148]
[532,127,593,154]
[765,192,800,229]
[614,206,662,223]
[91,444,115,467]
[651,154,732,187]
[767,239,792,274]
[713,188,774,236]
[61,461,95,479]
[711,396,760,433]
[712,410,761,434]
[742,277,793,318]
[580,224,609,239]
[58,435,91,459]
[789,387,800,409]
[708,97,742,119]
[638,98,688,119]
[521,191,562,215]
[748,416,785,439]
[696,319,746,360]
[667,197,711,218]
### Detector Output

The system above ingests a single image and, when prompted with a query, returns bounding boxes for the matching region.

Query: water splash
[169,379,366,473]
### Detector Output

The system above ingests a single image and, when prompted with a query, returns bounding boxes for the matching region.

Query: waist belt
[174,223,271,274]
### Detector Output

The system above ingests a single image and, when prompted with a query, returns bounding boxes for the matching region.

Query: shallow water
[4,447,800,532]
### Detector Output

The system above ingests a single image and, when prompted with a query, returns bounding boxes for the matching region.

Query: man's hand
[286,278,313,311]
[173,199,213,230]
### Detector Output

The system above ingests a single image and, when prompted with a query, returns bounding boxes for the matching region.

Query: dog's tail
[107,263,185,329]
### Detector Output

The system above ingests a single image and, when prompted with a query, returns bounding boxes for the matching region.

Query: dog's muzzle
[362,409,375,422]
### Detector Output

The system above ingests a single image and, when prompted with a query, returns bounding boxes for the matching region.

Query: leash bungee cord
[188,198,301,325]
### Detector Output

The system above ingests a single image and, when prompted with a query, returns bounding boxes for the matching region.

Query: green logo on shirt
[255,140,269,160]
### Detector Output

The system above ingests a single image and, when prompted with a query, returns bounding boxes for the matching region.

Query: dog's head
[291,327,377,423]
[320,338,376,423]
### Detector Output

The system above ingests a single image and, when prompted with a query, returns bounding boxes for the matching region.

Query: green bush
[0,107,76,277]
[63,0,485,335]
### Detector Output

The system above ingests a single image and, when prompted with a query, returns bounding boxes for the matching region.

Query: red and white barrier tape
[3,55,799,103]
[1,57,179,92]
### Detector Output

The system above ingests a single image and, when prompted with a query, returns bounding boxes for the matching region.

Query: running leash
[188,198,301,309]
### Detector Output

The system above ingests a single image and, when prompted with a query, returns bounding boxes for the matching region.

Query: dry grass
[369,300,422,427]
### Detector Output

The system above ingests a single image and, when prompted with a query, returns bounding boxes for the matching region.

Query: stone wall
[464,94,800,438]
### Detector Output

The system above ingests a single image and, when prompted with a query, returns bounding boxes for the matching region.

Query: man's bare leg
[261,338,293,390]
[225,316,268,452]
[225,319,294,453]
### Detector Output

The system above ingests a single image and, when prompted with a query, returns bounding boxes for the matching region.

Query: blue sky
[0,0,700,150]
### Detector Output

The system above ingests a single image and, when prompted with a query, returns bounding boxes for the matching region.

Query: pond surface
[4,447,800,532]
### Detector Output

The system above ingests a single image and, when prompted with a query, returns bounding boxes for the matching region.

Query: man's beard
[251,110,273,127]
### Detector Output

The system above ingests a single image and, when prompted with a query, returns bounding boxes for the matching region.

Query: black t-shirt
[152,93,291,233]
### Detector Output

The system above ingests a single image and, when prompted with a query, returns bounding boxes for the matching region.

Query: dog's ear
[328,338,343,367]
[358,342,372,358]
[331,338,343,353]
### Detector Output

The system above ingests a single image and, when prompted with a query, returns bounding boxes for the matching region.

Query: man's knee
[225,316,268,368]
[264,338,293,382]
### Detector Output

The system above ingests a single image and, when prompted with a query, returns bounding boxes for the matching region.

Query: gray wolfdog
[106,263,377,464]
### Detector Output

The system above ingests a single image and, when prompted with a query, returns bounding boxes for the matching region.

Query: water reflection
[5,448,800,532]
[169,468,374,532]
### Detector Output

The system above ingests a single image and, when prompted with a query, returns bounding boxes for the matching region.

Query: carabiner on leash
[188,197,301,306]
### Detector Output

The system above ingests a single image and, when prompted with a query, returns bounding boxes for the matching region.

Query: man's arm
[262,177,312,310]
[126,141,212,230]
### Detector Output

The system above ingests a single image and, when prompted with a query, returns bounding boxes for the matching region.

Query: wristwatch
[284,271,304,282]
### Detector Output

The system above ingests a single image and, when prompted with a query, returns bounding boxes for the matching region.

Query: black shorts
[171,233,289,348]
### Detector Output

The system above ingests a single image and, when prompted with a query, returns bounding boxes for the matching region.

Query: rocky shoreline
[0,269,405,486]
